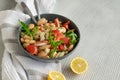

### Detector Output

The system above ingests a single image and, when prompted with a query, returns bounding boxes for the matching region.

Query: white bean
[37,18,47,25]
[29,40,35,44]
[23,43,29,48]
[53,52,57,58]
[24,39,30,43]
[20,38,24,43]
[44,29,50,39]
[45,48,50,54]
[59,52,65,57]
[58,27,66,33]
[44,56,50,59]
[68,44,74,51]
[37,51,47,58]
[24,35,31,39]
[55,52,60,58]
[39,31,45,41]
[28,24,34,29]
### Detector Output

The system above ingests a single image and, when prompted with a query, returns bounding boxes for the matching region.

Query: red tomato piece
[63,21,70,29]
[59,44,64,50]
[54,18,60,27]
[52,30,65,41]
[55,36,61,41]
[54,33,65,41]
[52,30,60,36]
[60,37,70,45]
[57,44,64,50]
[57,33,65,38]
[52,30,60,38]
[26,45,38,55]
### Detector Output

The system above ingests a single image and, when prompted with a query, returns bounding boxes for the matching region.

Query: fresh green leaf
[19,20,32,36]
[48,31,63,58]
[49,48,57,58]
[66,30,78,44]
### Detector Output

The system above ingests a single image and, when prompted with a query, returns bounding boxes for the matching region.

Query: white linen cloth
[0,0,62,80]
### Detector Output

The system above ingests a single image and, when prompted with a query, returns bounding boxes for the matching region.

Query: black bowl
[18,14,80,62]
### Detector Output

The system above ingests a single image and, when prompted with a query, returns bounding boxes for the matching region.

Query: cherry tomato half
[60,37,70,45]
[57,44,64,50]
[54,18,60,27]
[63,21,70,29]
[26,45,38,55]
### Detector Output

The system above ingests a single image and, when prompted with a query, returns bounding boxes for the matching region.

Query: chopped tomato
[52,30,60,36]
[54,18,60,27]
[63,21,70,29]
[59,44,64,50]
[52,30,65,40]
[26,45,37,55]
[55,36,61,41]
[60,37,70,45]
[57,44,64,50]
[57,33,65,37]
[55,33,65,41]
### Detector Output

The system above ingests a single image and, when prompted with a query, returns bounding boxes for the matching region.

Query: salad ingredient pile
[19,18,78,59]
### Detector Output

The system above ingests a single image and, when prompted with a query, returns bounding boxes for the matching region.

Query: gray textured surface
[0,31,4,80]
[0,0,16,79]
[0,0,120,80]
[0,0,16,11]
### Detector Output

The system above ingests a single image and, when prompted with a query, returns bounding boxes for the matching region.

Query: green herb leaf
[48,31,63,58]
[49,48,57,58]
[19,20,32,36]
[66,30,78,44]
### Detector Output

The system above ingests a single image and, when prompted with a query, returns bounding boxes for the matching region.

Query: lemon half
[70,57,88,74]
[48,71,66,80]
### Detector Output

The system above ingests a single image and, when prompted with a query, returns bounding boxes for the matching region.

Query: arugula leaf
[49,48,57,58]
[19,20,32,36]
[48,31,62,58]
[66,30,78,44]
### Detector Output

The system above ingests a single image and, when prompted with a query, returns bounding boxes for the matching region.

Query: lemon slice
[48,71,66,80]
[70,57,88,74]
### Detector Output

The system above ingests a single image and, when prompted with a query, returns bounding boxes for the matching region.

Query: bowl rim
[18,13,80,62]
